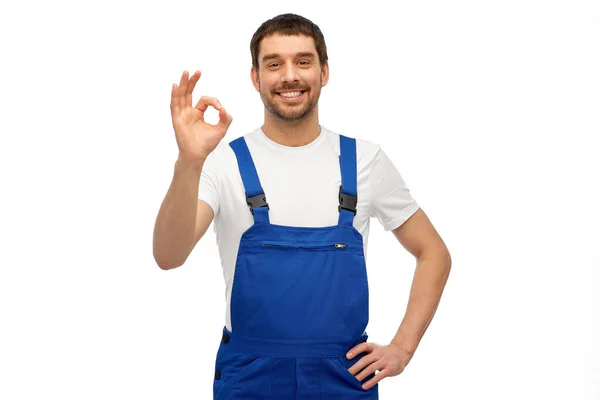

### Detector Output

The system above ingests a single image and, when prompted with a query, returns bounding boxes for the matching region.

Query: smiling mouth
[277,90,306,99]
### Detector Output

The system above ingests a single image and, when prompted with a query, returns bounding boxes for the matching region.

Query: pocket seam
[215,355,262,398]
[333,357,367,390]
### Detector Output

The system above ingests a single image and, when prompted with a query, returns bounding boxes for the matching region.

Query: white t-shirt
[198,125,420,331]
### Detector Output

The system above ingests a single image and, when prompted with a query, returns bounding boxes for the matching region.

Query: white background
[0,0,596,399]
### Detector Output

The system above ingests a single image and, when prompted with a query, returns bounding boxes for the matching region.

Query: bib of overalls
[212,134,379,399]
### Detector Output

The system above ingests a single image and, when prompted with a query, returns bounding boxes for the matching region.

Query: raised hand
[170,70,233,166]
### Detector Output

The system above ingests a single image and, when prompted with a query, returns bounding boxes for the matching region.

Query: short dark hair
[250,13,329,70]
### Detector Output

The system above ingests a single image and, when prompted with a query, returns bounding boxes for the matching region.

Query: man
[153,13,451,399]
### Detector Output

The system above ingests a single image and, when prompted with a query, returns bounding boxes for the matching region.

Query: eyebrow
[261,52,317,63]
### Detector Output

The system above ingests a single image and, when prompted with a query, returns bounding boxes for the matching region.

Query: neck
[261,108,321,147]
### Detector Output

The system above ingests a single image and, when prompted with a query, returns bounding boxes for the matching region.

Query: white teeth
[280,91,302,98]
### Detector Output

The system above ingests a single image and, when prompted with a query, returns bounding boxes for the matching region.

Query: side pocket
[214,354,271,399]
[320,356,370,395]
[335,357,366,389]
[334,356,377,390]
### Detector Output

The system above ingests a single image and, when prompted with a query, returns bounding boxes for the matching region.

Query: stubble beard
[260,79,321,123]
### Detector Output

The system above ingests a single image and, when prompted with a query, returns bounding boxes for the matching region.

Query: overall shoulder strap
[338,134,358,227]
[229,136,270,224]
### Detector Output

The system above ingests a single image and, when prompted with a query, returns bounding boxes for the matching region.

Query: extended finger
[178,70,189,110]
[355,359,383,382]
[361,368,388,390]
[194,96,224,113]
[170,83,180,115]
[346,343,372,359]
[186,70,201,108]
[348,353,377,376]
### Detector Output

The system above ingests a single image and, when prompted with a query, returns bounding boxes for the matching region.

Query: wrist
[176,154,205,170]
[390,338,418,357]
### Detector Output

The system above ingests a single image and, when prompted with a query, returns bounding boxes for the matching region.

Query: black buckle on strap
[246,193,269,215]
[338,186,357,215]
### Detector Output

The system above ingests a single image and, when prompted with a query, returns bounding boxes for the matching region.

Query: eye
[268,62,280,68]
[298,60,311,66]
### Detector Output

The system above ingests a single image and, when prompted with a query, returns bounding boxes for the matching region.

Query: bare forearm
[153,157,204,269]
[391,250,451,356]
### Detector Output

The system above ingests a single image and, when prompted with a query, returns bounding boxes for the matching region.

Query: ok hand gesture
[170,70,233,166]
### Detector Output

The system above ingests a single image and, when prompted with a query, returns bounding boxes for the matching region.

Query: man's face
[252,34,329,122]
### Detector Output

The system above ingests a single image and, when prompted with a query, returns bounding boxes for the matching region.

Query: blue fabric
[338,134,358,227]
[230,137,270,224]
[213,327,377,399]
[217,134,377,399]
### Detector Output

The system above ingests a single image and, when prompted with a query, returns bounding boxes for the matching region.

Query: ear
[251,67,260,92]
[321,62,329,87]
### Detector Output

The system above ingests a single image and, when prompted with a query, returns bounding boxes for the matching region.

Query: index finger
[346,342,372,359]
[170,70,189,114]
[177,70,190,110]
[185,70,201,108]
[195,96,224,113]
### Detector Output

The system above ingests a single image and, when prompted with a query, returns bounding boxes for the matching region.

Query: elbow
[156,261,180,270]
[421,243,451,263]
[436,242,452,268]
[420,245,452,272]
[441,249,452,281]
[153,239,190,270]
[439,247,452,273]
[153,253,184,271]
[155,258,179,270]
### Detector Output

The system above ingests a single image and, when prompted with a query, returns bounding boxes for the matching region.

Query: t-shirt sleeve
[198,150,220,216]
[369,148,420,231]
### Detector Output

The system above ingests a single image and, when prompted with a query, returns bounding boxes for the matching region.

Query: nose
[281,61,300,84]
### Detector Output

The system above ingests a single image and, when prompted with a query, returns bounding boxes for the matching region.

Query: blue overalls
[212,134,379,399]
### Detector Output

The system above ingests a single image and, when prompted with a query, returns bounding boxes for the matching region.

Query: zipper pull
[334,243,347,249]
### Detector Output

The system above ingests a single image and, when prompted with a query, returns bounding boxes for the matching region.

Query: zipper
[260,241,348,249]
